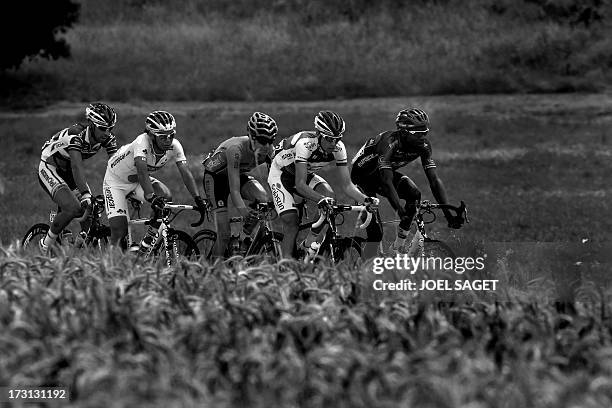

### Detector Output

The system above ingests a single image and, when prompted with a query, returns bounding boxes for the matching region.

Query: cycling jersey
[203,136,271,175]
[106,133,186,183]
[40,122,118,170]
[351,129,435,175]
[268,131,345,215]
[270,131,348,176]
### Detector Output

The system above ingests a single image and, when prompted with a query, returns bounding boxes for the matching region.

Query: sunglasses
[407,128,429,135]
[321,134,343,144]
[154,130,176,141]
[96,125,114,133]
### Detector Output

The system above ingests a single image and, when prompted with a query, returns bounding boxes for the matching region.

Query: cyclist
[103,110,208,247]
[38,102,118,253]
[202,112,276,258]
[351,107,463,255]
[268,110,378,259]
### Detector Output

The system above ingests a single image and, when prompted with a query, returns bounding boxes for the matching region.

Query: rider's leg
[394,174,421,249]
[103,177,133,249]
[203,171,232,258]
[302,180,334,249]
[279,210,299,258]
[38,162,84,248]
[108,215,129,249]
[44,186,82,246]
[212,208,231,259]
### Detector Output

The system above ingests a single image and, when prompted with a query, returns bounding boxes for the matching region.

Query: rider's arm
[176,161,200,199]
[225,145,248,209]
[422,147,452,218]
[380,168,403,211]
[376,137,403,211]
[68,149,89,194]
[103,134,118,157]
[134,157,155,200]
[295,161,325,202]
[336,165,367,202]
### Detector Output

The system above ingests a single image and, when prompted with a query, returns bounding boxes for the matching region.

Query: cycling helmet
[247,112,278,143]
[396,108,429,129]
[314,110,345,139]
[145,111,176,135]
[86,102,117,129]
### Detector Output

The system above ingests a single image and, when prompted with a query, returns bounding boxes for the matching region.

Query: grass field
[2,94,612,406]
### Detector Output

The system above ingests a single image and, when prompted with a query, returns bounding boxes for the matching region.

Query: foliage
[1,247,611,407]
[2,1,80,70]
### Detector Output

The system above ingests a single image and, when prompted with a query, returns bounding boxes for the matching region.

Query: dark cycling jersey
[41,122,118,171]
[203,136,271,175]
[351,129,435,176]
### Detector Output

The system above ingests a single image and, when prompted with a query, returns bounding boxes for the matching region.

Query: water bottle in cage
[138,220,161,256]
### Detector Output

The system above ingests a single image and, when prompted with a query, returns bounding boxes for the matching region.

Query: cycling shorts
[38,161,90,198]
[203,170,259,210]
[103,169,160,219]
[267,165,325,215]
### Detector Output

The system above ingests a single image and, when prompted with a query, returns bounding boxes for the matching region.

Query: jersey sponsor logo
[281,152,294,160]
[110,151,130,168]
[40,169,57,188]
[303,141,317,150]
[104,187,115,209]
[355,153,376,167]
[217,200,225,208]
[271,182,285,211]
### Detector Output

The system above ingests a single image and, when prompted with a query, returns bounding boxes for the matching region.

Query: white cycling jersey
[270,131,348,175]
[106,133,186,182]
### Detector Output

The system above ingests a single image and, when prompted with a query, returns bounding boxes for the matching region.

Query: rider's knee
[62,201,83,219]
[281,212,299,233]
[153,181,172,201]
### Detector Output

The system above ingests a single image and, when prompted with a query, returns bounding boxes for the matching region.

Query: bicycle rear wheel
[192,229,217,260]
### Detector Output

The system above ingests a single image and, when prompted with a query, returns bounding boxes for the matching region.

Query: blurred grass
[1,94,611,245]
[3,0,612,104]
[1,247,612,407]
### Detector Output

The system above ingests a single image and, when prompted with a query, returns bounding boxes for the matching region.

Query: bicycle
[122,198,206,266]
[378,200,469,258]
[298,202,372,266]
[192,202,282,261]
[22,194,110,251]
[23,194,206,266]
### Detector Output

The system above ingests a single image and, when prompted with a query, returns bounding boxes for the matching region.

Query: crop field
[1,94,612,406]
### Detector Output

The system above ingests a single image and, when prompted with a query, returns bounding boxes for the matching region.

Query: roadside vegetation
[2,0,611,105]
[1,247,611,407]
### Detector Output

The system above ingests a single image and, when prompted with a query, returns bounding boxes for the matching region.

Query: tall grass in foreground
[2,247,612,407]
[9,1,612,103]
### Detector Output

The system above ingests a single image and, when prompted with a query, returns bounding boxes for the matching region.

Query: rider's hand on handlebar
[237,206,257,219]
[147,194,167,212]
[317,196,336,211]
[79,191,92,209]
[194,195,210,212]
[363,196,380,213]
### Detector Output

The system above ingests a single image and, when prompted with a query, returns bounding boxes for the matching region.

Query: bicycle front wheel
[247,231,283,261]
[192,229,217,260]
[22,223,51,249]
[153,229,200,264]
[422,239,455,259]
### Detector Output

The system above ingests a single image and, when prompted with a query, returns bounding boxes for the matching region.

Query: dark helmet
[247,112,278,143]
[314,110,345,139]
[86,102,117,129]
[396,108,429,130]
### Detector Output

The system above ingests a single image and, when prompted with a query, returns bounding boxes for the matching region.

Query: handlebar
[151,203,209,227]
[312,204,373,230]
[418,200,469,224]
